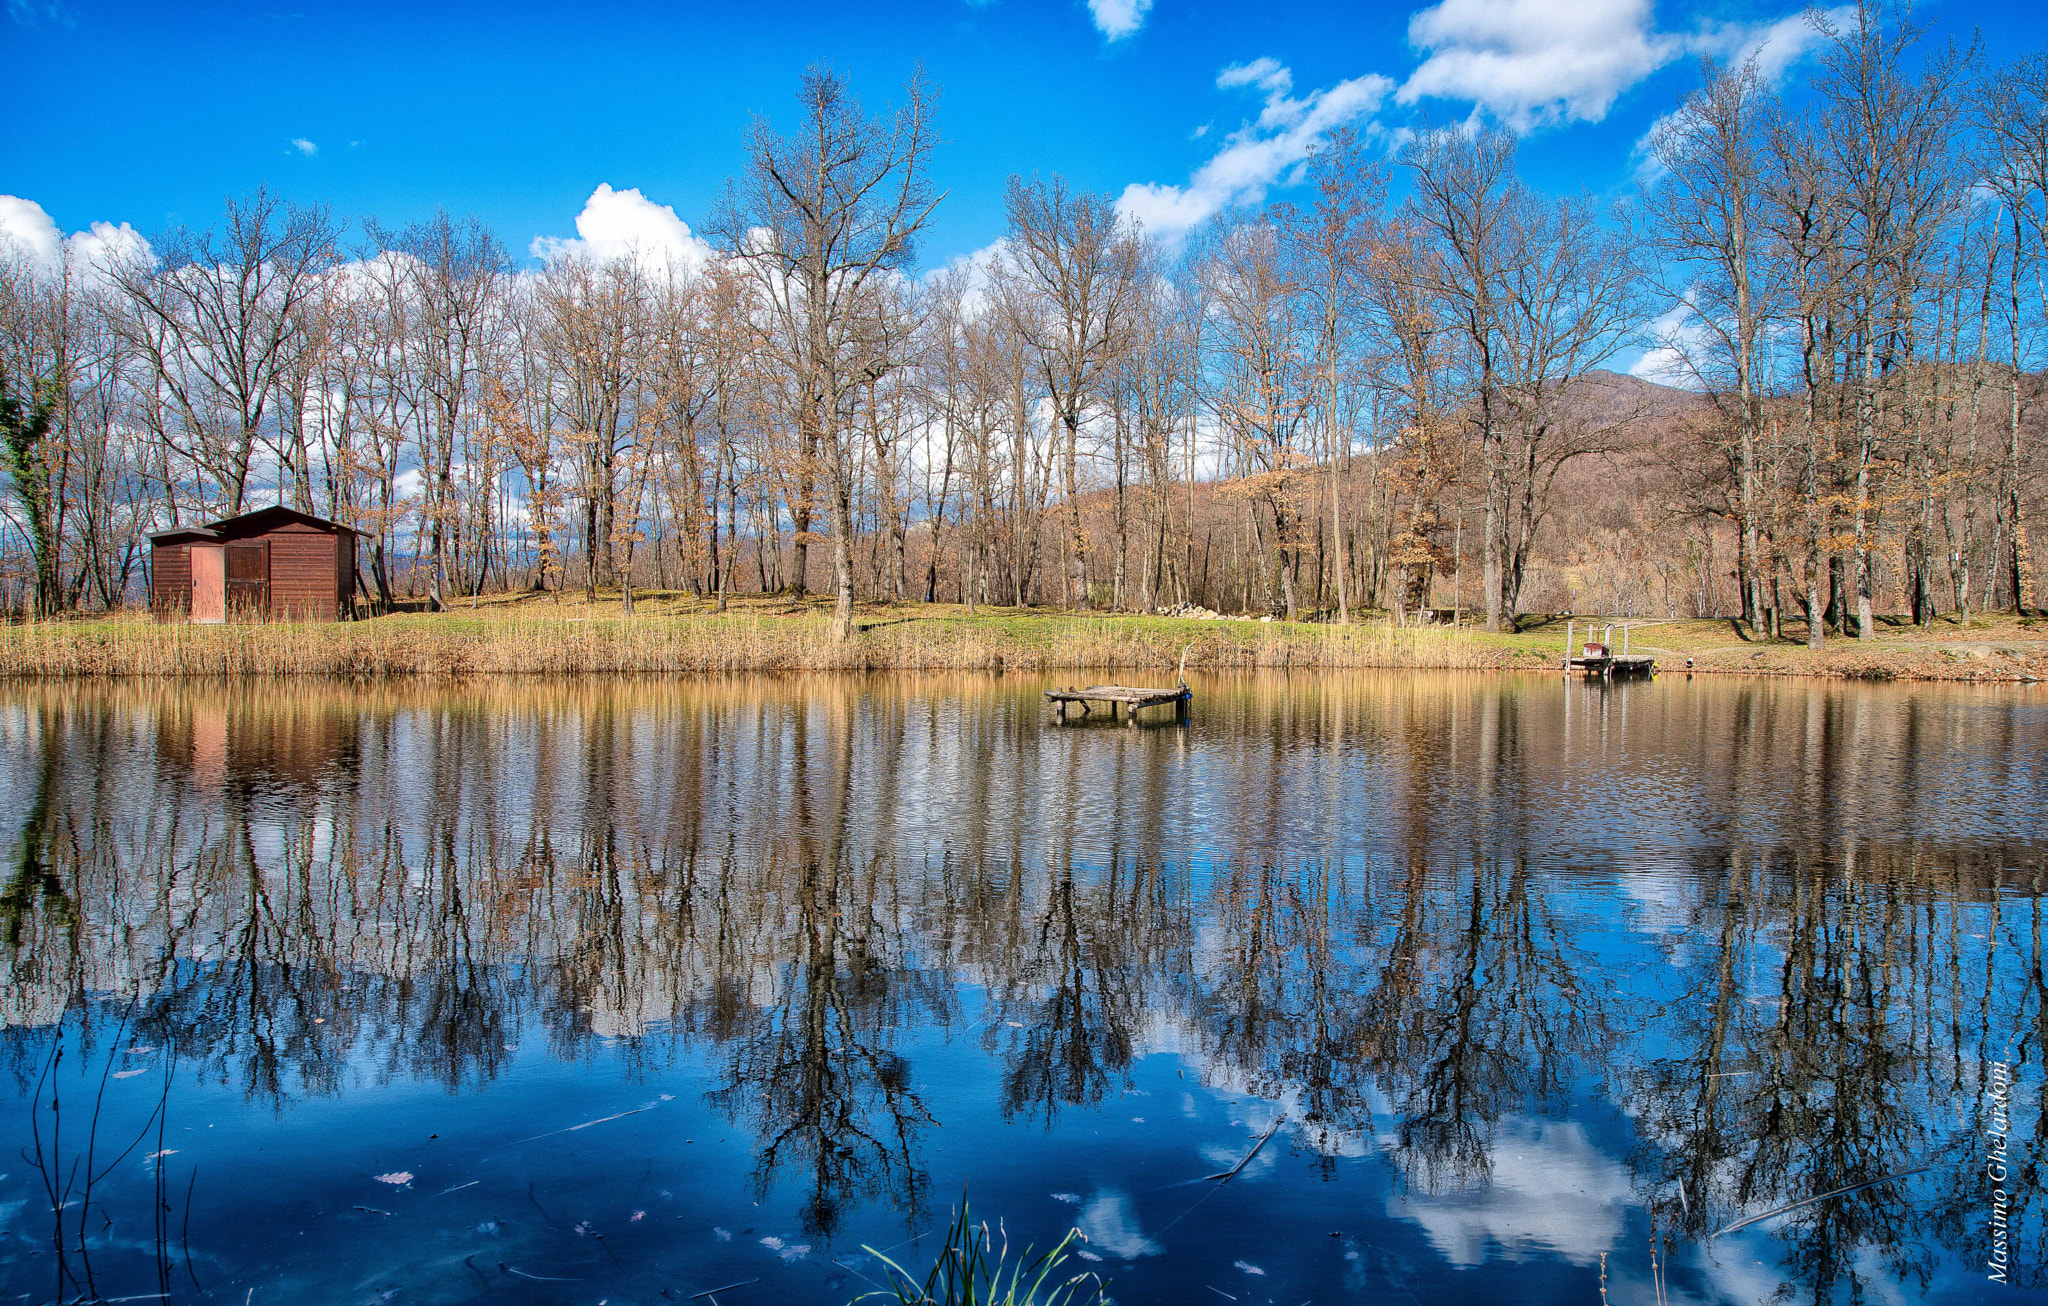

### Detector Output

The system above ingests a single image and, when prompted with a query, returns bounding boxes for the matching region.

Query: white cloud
[290,138,318,157]
[1216,56,1291,99]
[1400,0,1840,133]
[1116,60,1395,243]
[1076,1189,1162,1259]
[1394,1118,1630,1266]
[1689,6,1850,86]
[924,235,1008,317]
[1627,303,1697,387]
[1088,0,1151,42]
[0,195,151,280]
[69,219,151,274]
[1628,107,1684,188]
[1399,0,1676,130]
[1628,7,1848,183]
[0,195,62,269]
[1627,300,1717,389]
[530,183,715,278]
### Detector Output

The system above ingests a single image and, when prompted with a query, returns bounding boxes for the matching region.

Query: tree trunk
[1063,412,1087,610]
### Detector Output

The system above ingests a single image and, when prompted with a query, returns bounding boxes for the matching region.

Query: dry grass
[10,594,2045,681]
[0,599,1501,678]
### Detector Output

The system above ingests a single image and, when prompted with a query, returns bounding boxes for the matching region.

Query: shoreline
[2,600,2044,683]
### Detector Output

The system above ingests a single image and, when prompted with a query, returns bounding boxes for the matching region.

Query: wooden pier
[1046,683,1192,725]
[1562,620,1657,680]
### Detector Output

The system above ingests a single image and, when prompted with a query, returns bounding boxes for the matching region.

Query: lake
[2,672,2043,1304]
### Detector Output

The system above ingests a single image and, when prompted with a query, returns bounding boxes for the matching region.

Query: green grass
[857,1198,1107,1306]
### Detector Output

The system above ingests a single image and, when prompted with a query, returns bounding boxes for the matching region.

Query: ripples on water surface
[2,672,2045,1304]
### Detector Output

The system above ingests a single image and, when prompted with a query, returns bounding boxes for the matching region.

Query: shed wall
[152,542,192,617]
[262,525,341,620]
[154,511,359,621]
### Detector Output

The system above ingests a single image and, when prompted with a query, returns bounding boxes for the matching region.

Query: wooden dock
[1562,620,1657,680]
[1570,651,1657,679]
[1045,684,1192,725]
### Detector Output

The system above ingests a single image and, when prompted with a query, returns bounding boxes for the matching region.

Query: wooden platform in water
[1568,653,1657,679]
[1562,621,1657,679]
[1045,684,1192,724]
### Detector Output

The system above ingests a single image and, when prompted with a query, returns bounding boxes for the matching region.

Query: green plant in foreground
[858,1198,1107,1306]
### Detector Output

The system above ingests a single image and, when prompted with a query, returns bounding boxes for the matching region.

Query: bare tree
[1277,127,1384,624]
[369,213,510,611]
[1649,58,1779,635]
[1975,51,2048,612]
[1812,0,1974,638]
[537,254,649,609]
[999,176,1144,610]
[1364,219,1467,624]
[717,65,942,641]
[1198,215,1316,620]
[1404,127,1519,631]
[110,188,339,517]
[1406,128,1640,630]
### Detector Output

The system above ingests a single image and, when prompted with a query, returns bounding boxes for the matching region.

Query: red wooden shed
[149,507,360,622]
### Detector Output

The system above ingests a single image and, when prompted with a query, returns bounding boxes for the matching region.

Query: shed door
[225,541,269,617]
[189,545,225,624]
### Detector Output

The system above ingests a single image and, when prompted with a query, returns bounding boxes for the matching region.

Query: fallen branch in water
[503,1265,582,1282]
[1153,1116,1292,1243]
[1203,1118,1284,1183]
[1711,1164,1936,1237]
[512,1101,661,1145]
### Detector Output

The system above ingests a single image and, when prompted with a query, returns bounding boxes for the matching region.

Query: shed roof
[148,506,359,544]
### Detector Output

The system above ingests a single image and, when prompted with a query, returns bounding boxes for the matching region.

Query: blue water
[2,673,2044,1304]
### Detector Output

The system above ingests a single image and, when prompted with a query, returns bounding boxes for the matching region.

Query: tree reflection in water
[1,674,2044,1301]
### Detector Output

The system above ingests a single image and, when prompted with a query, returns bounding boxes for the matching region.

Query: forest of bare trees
[3,7,2046,639]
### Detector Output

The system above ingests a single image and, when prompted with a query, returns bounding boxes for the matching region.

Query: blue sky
[5,0,2044,270]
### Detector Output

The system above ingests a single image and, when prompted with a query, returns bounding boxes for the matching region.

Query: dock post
[1176,693,1189,725]
[1565,619,1574,672]
[1623,624,1630,656]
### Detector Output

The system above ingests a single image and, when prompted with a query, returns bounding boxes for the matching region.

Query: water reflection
[2,674,2044,1303]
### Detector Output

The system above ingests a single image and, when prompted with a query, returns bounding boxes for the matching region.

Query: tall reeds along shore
[0,606,1498,678]
[10,601,2043,680]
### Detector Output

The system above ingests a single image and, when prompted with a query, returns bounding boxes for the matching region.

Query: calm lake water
[3,672,2046,1305]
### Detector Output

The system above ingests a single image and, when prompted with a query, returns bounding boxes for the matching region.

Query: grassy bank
[0,595,1494,677]
[3,592,2044,680]
[1500,611,2048,683]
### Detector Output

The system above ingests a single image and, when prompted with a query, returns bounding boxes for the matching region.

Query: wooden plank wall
[151,542,192,617]
[155,520,357,620]
[263,523,343,620]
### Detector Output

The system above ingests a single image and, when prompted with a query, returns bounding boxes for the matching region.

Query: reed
[0,607,1504,678]
[858,1198,1107,1306]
